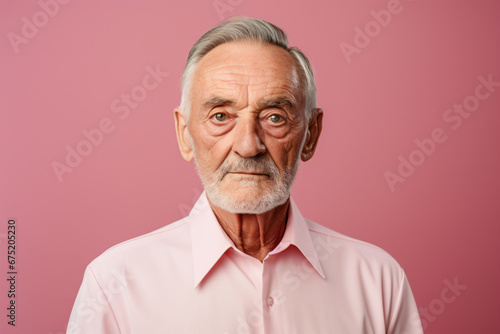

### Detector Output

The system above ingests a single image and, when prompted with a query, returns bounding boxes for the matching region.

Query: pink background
[1,0,499,333]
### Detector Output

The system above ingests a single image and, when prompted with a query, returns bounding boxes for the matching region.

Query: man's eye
[213,113,227,122]
[269,114,283,123]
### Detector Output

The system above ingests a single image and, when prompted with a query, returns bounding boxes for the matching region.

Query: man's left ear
[301,108,323,162]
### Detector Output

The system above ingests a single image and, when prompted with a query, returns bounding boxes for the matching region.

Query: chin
[205,184,290,214]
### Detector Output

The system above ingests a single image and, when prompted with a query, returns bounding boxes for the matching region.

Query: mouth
[226,171,269,177]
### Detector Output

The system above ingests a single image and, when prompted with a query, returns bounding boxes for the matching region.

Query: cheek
[265,135,304,169]
[192,129,232,169]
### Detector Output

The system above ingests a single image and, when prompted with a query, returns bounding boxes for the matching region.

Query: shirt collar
[189,192,233,288]
[189,192,326,288]
[269,197,326,279]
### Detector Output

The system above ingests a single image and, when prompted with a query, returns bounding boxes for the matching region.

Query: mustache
[219,156,279,179]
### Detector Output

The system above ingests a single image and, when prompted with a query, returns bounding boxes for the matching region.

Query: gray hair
[179,17,317,120]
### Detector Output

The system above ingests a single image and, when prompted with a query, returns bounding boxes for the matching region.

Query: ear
[173,107,194,162]
[301,108,323,162]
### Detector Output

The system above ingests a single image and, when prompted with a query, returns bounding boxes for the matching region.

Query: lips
[227,171,269,176]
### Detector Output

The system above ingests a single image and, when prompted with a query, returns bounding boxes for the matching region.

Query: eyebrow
[202,97,236,110]
[202,95,297,111]
[257,96,296,110]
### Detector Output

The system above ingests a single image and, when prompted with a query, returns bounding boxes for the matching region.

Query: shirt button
[267,296,274,307]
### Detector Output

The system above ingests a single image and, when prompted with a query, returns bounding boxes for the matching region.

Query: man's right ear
[173,108,193,162]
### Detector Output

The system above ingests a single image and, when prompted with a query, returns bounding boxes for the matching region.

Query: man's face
[178,41,315,214]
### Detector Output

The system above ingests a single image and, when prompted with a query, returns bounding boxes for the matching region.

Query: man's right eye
[213,113,227,122]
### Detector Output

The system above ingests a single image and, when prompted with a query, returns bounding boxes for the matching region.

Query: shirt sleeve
[66,265,121,334]
[387,271,423,334]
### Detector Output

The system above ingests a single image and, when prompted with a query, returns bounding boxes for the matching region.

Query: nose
[232,116,266,158]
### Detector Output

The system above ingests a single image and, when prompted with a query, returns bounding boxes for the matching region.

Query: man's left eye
[269,114,283,123]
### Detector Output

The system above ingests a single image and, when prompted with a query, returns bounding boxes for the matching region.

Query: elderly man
[67,17,423,334]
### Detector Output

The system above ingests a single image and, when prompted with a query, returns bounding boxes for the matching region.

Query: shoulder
[306,219,404,277]
[88,218,191,272]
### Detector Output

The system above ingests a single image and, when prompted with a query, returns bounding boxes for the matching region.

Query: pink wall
[1,0,499,333]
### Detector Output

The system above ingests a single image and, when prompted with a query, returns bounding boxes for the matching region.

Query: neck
[209,199,290,262]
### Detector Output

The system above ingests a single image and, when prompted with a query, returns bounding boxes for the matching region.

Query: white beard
[193,149,301,214]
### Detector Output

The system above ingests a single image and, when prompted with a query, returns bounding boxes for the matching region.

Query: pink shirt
[67,193,423,334]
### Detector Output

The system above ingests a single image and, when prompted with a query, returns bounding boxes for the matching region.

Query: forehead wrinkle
[193,42,303,112]
[203,74,295,94]
[201,82,299,113]
[202,71,299,95]
[196,40,300,76]
[202,63,252,73]
[199,61,299,89]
